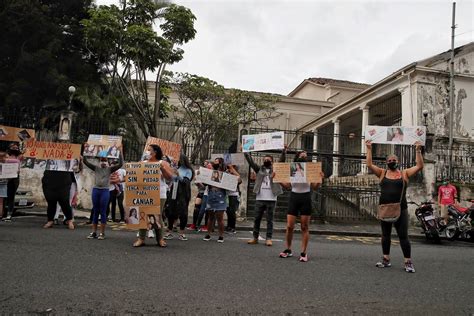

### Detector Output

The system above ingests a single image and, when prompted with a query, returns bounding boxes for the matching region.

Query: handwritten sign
[273,162,322,184]
[0,163,19,179]
[0,125,35,142]
[242,131,284,152]
[83,134,122,158]
[365,125,426,146]
[124,162,161,229]
[195,167,239,191]
[142,137,181,161]
[24,140,82,160]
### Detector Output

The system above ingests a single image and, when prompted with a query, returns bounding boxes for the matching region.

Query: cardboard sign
[0,125,35,142]
[195,167,239,191]
[273,162,322,184]
[0,163,19,179]
[124,162,161,229]
[83,134,122,158]
[142,137,181,161]
[24,140,82,160]
[365,126,426,146]
[21,157,80,172]
[210,153,245,165]
[242,131,284,152]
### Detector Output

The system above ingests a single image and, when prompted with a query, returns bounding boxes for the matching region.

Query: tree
[173,73,281,163]
[81,0,196,138]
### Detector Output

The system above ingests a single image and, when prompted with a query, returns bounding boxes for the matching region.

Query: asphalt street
[1,216,473,315]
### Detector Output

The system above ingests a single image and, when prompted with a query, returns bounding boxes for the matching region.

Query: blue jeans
[92,188,110,225]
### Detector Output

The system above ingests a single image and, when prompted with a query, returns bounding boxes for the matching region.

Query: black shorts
[288,192,312,216]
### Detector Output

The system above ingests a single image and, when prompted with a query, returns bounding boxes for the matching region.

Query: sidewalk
[16,207,425,240]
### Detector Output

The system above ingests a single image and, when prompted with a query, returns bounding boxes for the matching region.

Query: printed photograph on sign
[84,135,122,158]
[273,162,322,184]
[195,167,238,191]
[242,132,284,152]
[0,125,35,142]
[146,213,161,232]
[365,125,426,145]
[387,127,404,143]
[126,207,140,225]
[290,162,306,183]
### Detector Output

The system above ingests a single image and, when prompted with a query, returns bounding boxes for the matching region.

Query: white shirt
[256,170,277,201]
[292,183,311,194]
[160,178,168,199]
[109,168,126,191]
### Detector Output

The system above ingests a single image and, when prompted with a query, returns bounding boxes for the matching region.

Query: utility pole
[448,1,456,180]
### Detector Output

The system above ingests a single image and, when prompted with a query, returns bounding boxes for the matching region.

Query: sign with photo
[272,162,322,184]
[124,162,162,229]
[195,167,239,191]
[57,112,74,141]
[364,125,426,146]
[210,153,245,165]
[21,157,80,172]
[0,163,19,179]
[142,137,182,161]
[242,131,284,152]
[0,125,35,142]
[83,134,122,158]
[24,140,82,160]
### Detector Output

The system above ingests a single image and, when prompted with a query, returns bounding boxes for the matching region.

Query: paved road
[1,216,473,315]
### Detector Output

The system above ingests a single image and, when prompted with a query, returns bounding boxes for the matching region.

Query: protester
[437,179,457,225]
[189,180,206,231]
[83,155,123,240]
[279,149,323,262]
[0,152,8,218]
[225,164,241,234]
[107,160,126,223]
[244,152,284,246]
[192,161,212,232]
[54,159,82,225]
[133,144,174,248]
[42,169,75,230]
[203,158,240,243]
[164,153,194,241]
[366,140,424,273]
[2,143,22,222]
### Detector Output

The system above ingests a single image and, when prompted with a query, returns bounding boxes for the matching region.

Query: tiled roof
[307,77,370,88]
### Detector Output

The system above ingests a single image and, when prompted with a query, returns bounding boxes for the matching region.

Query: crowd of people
[1,140,426,270]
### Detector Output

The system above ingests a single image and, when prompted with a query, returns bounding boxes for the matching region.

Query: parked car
[14,190,35,209]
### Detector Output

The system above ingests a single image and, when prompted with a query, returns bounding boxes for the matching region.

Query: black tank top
[379,173,407,210]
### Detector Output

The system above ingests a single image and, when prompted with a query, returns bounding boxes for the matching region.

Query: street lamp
[422,109,429,126]
[68,86,76,110]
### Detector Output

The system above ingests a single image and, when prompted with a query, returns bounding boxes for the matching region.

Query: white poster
[0,163,19,179]
[365,126,426,146]
[195,167,239,191]
[21,158,80,172]
[210,153,245,165]
[242,131,284,152]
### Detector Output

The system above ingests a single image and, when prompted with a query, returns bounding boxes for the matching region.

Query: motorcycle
[411,201,441,243]
[444,200,474,242]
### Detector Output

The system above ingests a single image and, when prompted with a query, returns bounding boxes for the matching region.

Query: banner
[273,162,322,184]
[24,140,82,160]
[124,162,161,229]
[242,131,284,152]
[142,137,182,161]
[21,157,80,172]
[0,163,19,179]
[83,134,122,158]
[0,125,35,142]
[195,167,239,191]
[210,153,245,165]
[365,126,426,146]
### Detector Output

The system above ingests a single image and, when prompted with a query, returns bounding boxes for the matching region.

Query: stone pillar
[332,119,340,178]
[360,105,369,174]
[312,129,318,162]
[399,85,413,126]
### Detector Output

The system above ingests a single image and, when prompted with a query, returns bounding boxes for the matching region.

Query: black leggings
[43,185,72,222]
[380,208,411,258]
[5,178,19,217]
[108,190,125,221]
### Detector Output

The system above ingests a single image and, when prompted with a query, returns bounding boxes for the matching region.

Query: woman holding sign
[2,143,22,222]
[133,144,174,248]
[366,140,423,273]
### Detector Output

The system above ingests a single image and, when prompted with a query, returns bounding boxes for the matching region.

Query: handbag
[377,171,405,223]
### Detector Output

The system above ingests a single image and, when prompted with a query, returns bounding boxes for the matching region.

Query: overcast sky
[98,0,474,95]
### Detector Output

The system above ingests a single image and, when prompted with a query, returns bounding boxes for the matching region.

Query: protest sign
[242,131,284,152]
[83,134,122,158]
[0,125,35,142]
[24,140,82,160]
[21,158,80,172]
[142,137,182,161]
[0,163,19,179]
[195,167,239,191]
[124,162,161,229]
[365,126,426,146]
[210,153,245,165]
[272,162,322,184]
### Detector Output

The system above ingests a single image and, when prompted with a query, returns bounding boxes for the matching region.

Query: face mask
[263,161,272,168]
[8,149,20,156]
[442,182,448,186]
[212,163,220,170]
[143,151,151,160]
[296,157,307,162]
[387,162,398,170]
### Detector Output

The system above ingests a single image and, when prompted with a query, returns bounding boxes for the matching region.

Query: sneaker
[107,217,113,223]
[203,234,211,241]
[199,226,208,232]
[3,215,12,222]
[375,257,392,268]
[179,234,188,241]
[225,228,236,234]
[217,236,224,243]
[164,233,173,240]
[119,220,126,224]
[279,249,293,258]
[265,239,273,247]
[247,239,258,245]
[299,252,308,262]
[98,233,105,240]
[147,230,155,238]
[87,232,98,239]
[186,224,196,231]
[404,260,416,273]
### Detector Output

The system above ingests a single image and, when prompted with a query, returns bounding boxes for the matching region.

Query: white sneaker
[147,230,155,238]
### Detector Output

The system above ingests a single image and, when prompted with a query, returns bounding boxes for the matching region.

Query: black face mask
[296,157,307,163]
[8,149,20,156]
[263,161,272,168]
[387,162,398,170]
[212,163,220,170]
